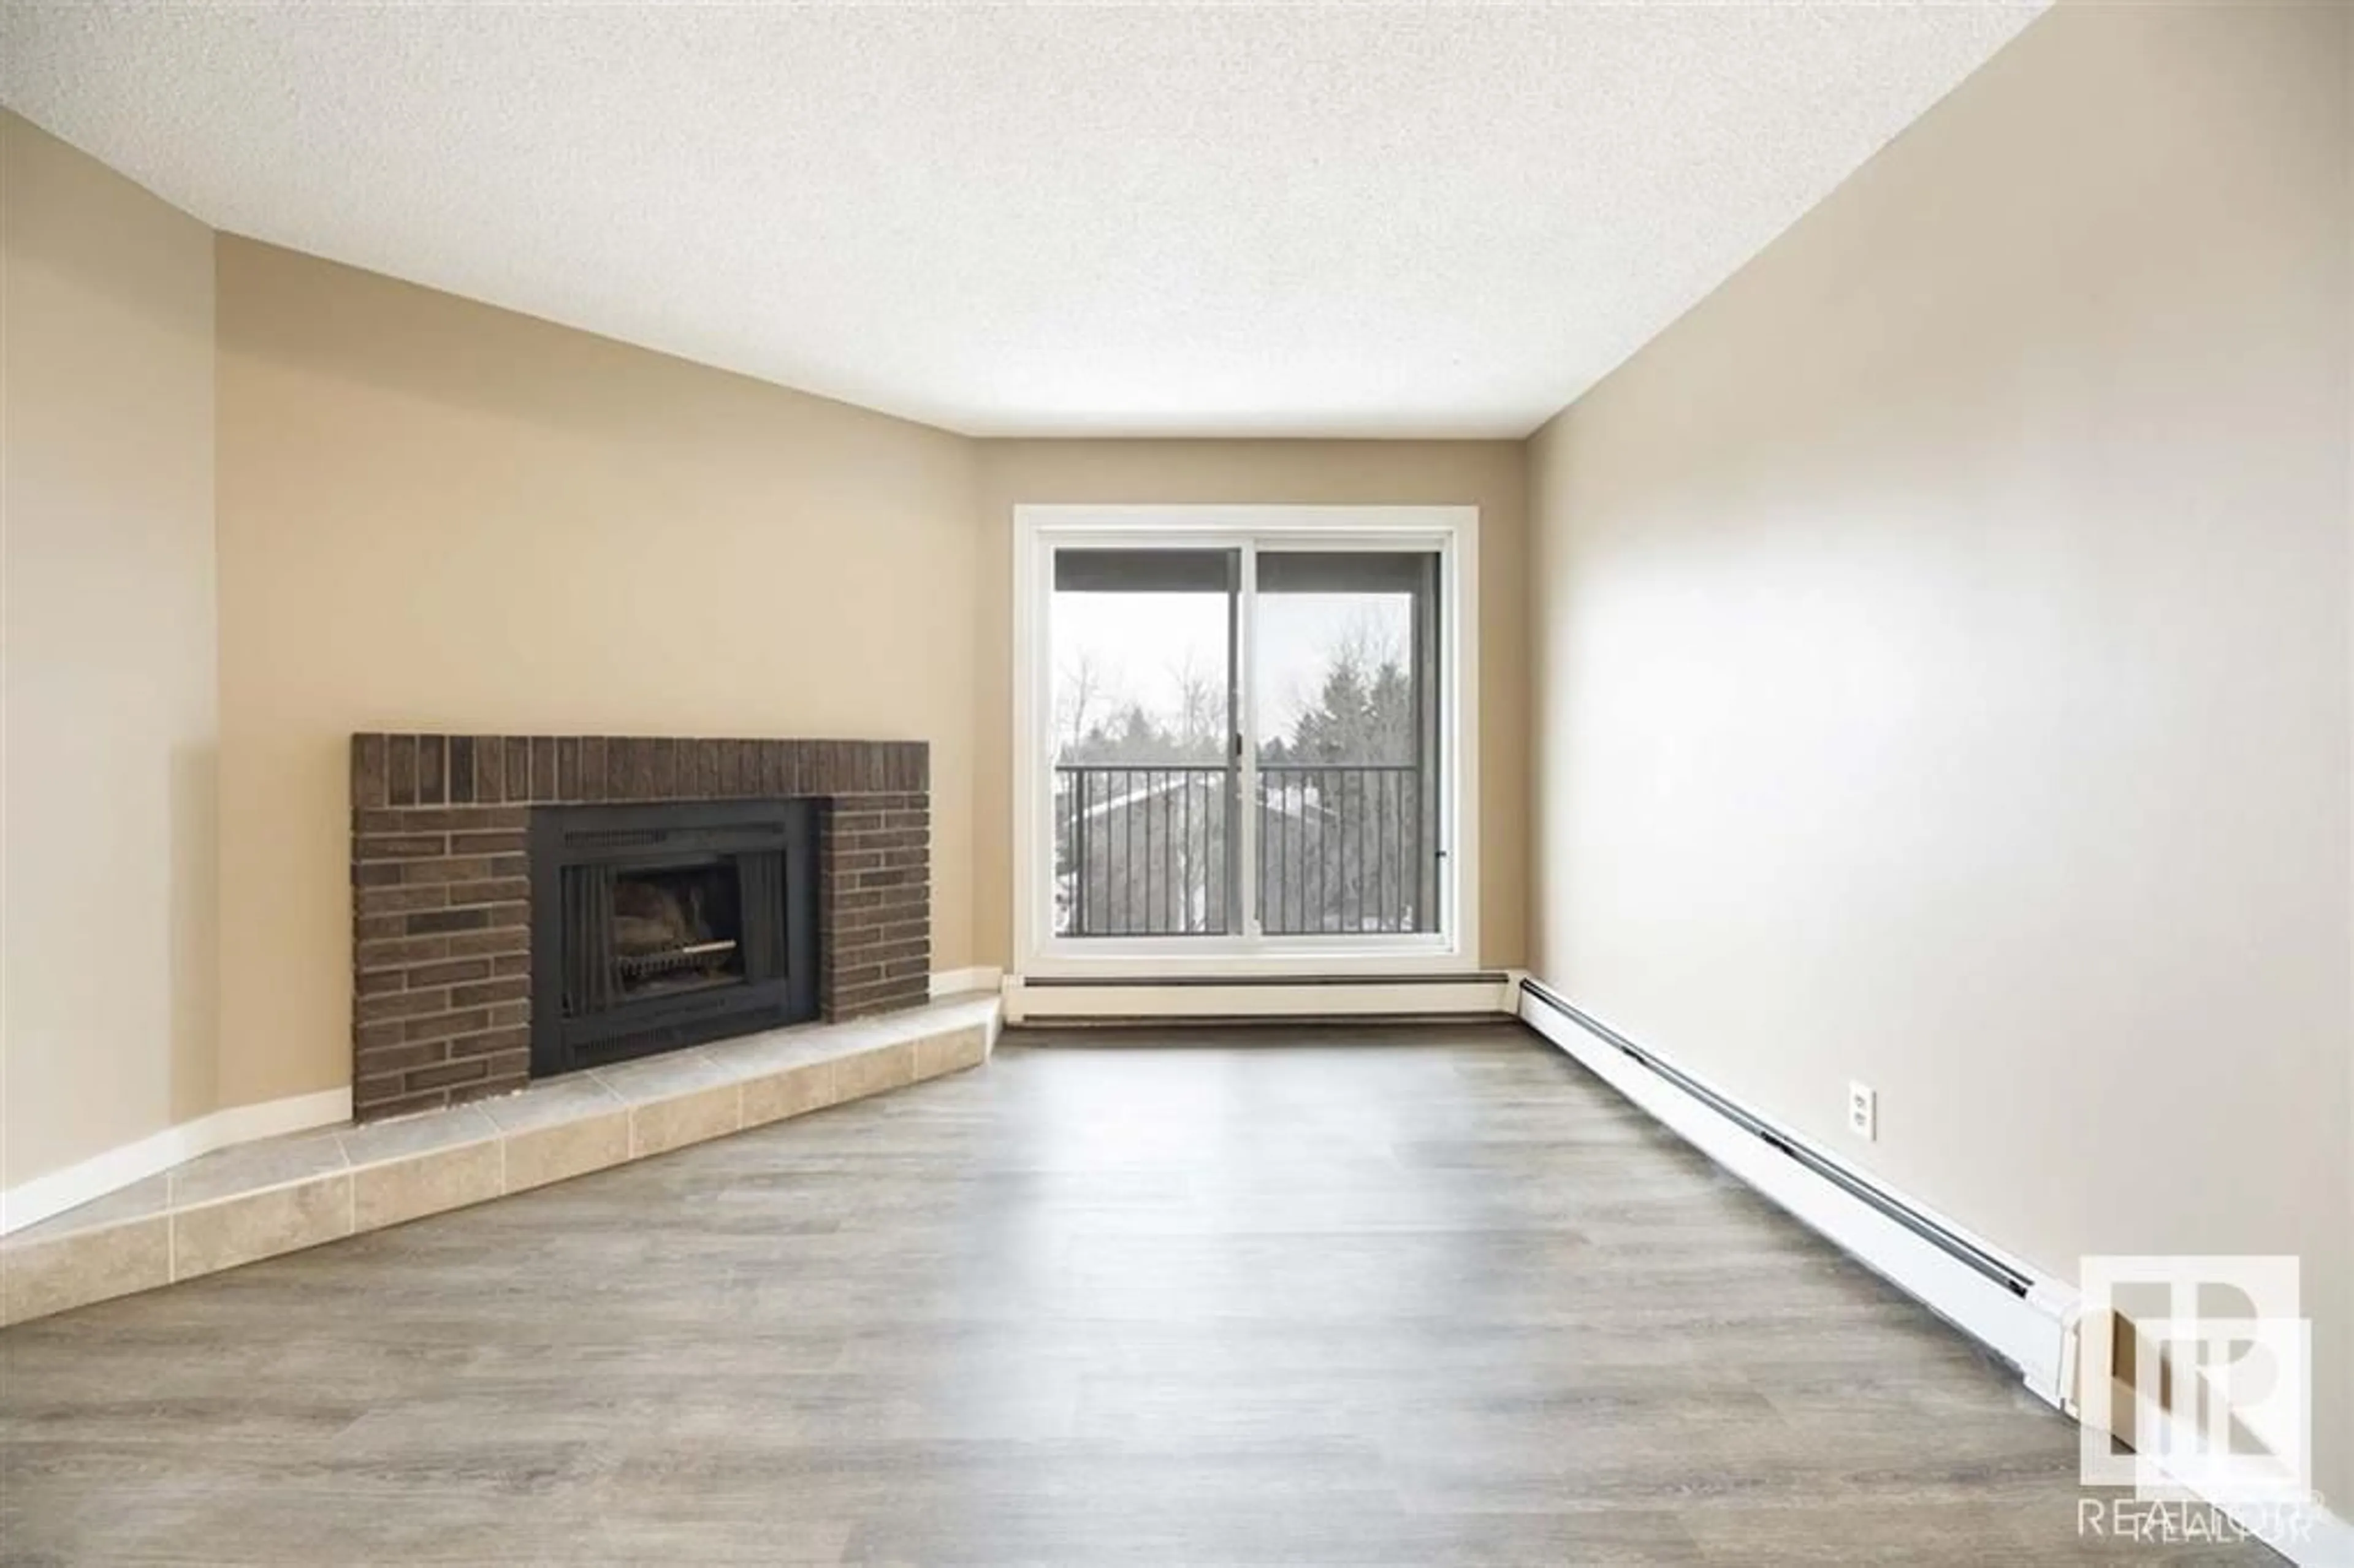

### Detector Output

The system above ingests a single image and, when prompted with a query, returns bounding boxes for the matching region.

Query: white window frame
[1011,503,1480,978]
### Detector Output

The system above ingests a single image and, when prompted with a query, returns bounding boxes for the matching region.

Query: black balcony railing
[1053,763,1429,938]
[1054,766,1232,937]
[1256,764,1425,937]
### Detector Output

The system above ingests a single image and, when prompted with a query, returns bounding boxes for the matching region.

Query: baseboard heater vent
[1025,972,1510,988]
[1007,972,1517,1024]
[1517,977,2076,1404]
[1521,978,2027,1296]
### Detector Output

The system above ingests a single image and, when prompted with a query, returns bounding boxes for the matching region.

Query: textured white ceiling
[1,2,2044,438]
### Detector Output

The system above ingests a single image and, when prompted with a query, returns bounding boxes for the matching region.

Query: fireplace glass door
[531,801,816,1076]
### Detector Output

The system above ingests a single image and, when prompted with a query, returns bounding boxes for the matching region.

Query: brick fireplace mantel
[351,734,929,1122]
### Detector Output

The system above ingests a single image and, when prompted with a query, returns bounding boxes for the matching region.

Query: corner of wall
[0,112,225,1193]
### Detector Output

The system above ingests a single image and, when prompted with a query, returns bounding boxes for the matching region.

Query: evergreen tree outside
[1053,626,1422,937]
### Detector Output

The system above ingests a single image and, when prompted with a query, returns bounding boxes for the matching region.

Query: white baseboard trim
[930,966,1005,1000]
[1515,979,2076,1404]
[2290,1512,2354,1568]
[2295,1513,2354,1568]
[2121,1400,2354,1566]
[1005,973,1517,1025]
[2228,1493,2354,1566]
[1,1086,352,1237]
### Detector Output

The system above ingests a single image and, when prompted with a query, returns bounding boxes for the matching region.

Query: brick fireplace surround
[351,734,929,1122]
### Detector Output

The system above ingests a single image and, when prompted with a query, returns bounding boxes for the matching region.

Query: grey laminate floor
[1,1025,2267,1565]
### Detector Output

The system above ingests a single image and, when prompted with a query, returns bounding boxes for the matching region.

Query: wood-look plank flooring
[0,1024,2268,1564]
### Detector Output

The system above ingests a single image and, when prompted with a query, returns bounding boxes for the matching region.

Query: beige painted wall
[214,239,980,1108]
[0,113,219,1188]
[971,440,1528,972]
[209,243,1533,1108]
[1527,2,2352,1500]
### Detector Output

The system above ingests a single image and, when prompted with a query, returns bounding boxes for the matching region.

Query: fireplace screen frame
[528,799,818,1078]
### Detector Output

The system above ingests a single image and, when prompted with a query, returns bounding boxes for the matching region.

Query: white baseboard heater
[1517,977,2079,1407]
[1006,971,1518,1025]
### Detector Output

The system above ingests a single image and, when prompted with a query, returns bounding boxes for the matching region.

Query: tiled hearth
[0,993,997,1327]
[0,731,974,1332]
[351,734,930,1121]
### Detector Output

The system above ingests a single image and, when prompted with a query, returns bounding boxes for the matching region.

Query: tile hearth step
[0,992,999,1328]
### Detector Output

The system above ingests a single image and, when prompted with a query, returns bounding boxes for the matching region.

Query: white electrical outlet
[1847,1082,1877,1142]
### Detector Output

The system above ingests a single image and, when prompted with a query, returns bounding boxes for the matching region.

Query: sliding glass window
[1051,548,1238,937]
[1251,550,1438,936]
[1032,516,1464,959]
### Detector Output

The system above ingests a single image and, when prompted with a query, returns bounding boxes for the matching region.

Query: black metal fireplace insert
[528,799,818,1078]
